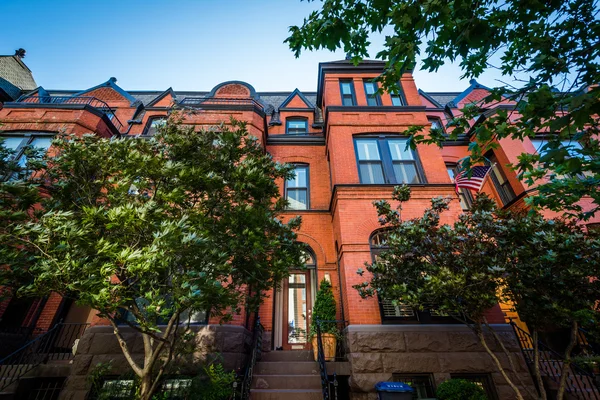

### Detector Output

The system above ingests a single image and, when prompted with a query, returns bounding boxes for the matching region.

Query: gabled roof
[73,77,137,105]
[279,88,315,109]
[448,79,493,108]
[0,55,37,93]
[418,89,443,108]
[146,87,175,107]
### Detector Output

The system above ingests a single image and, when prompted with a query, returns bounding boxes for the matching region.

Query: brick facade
[3,60,595,399]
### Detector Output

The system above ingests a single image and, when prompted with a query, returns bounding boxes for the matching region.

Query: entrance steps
[250,351,322,400]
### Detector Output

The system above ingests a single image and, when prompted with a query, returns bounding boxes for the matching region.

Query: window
[363,80,381,106]
[450,374,498,400]
[390,84,406,106]
[530,138,589,179]
[429,118,444,133]
[286,119,308,135]
[118,298,207,326]
[285,165,309,210]
[370,231,416,320]
[95,378,192,400]
[446,164,473,210]
[355,137,422,184]
[1,134,53,171]
[392,374,436,399]
[485,153,516,206]
[145,117,166,136]
[371,230,462,323]
[340,80,356,106]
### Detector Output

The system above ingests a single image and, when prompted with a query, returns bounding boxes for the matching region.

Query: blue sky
[2,0,507,93]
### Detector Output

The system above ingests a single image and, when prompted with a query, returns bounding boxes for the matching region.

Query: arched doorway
[273,248,317,350]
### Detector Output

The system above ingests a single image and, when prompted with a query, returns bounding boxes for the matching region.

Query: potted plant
[309,279,338,361]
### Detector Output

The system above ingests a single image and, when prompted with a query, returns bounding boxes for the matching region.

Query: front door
[282,271,312,350]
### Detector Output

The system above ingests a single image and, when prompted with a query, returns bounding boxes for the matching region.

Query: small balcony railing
[179,97,265,114]
[14,95,126,133]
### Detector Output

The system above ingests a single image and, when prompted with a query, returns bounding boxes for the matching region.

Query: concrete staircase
[250,351,322,400]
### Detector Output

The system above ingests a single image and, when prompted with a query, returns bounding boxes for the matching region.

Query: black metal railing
[316,320,348,400]
[15,95,126,133]
[239,316,263,400]
[179,97,265,115]
[510,321,600,399]
[0,322,89,391]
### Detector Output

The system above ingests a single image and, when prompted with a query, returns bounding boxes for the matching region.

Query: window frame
[370,230,462,325]
[284,164,310,210]
[339,79,357,106]
[485,152,516,206]
[1,132,54,162]
[428,117,445,134]
[392,374,436,399]
[354,135,426,185]
[446,163,474,211]
[143,116,167,136]
[390,83,407,106]
[285,118,309,135]
[363,79,382,106]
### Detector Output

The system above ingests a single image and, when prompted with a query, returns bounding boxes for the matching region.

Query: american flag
[455,166,492,192]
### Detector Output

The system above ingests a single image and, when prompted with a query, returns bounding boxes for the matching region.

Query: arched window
[301,248,316,268]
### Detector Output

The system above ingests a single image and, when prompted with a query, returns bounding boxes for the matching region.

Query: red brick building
[1,58,598,400]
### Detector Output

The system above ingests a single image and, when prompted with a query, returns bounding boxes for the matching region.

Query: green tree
[0,136,46,299]
[498,212,600,399]
[353,187,530,399]
[287,0,600,219]
[8,115,303,400]
[354,186,600,399]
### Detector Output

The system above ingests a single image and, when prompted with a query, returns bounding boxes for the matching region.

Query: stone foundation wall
[346,324,537,400]
[59,324,251,400]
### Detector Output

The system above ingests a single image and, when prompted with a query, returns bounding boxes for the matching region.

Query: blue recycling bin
[375,382,414,400]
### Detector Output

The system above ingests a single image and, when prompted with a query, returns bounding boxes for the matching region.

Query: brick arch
[208,81,258,99]
[296,233,329,266]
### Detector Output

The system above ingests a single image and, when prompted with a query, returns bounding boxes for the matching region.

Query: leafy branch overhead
[288,0,600,218]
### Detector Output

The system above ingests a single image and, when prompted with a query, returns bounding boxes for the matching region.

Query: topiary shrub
[308,279,338,339]
[436,379,487,400]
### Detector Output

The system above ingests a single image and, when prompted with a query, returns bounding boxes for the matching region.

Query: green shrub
[308,279,338,339]
[189,363,236,400]
[436,379,487,400]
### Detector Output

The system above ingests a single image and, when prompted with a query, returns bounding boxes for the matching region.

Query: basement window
[392,374,436,399]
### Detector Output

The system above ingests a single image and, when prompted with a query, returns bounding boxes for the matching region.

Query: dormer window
[340,80,356,106]
[286,118,308,135]
[363,80,381,106]
[145,117,166,136]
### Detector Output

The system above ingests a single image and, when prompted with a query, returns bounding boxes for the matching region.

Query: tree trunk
[532,330,548,400]
[556,320,578,400]
[139,372,155,400]
[475,322,525,400]
[485,318,538,400]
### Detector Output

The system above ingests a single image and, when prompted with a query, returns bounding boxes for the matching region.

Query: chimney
[14,48,26,58]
